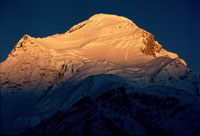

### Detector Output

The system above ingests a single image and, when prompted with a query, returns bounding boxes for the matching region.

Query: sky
[0,0,200,72]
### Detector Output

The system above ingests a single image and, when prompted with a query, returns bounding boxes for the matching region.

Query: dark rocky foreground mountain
[21,75,200,136]
[1,14,200,135]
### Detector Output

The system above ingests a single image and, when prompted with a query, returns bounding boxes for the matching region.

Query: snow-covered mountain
[1,14,200,135]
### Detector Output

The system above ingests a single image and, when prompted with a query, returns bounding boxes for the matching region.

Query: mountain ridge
[0,13,200,135]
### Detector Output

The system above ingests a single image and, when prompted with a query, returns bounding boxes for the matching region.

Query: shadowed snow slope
[0,14,200,135]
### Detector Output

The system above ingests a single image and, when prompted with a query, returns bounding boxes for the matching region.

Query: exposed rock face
[0,14,200,135]
[68,21,87,33]
[141,31,162,57]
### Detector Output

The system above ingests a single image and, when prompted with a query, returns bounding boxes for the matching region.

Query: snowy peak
[62,13,180,65]
[0,13,191,92]
[89,13,134,23]
[8,34,42,58]
[66,13,136,34]
[1,14,200,135]
[5,14,181,66]
[0,14,189,92]
[10,35,30,56]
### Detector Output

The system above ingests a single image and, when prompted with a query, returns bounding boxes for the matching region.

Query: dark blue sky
[0,0,200,71]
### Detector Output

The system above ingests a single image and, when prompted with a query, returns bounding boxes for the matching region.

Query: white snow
[0,13,199,135]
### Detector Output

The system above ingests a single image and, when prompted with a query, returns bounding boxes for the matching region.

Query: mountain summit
[5,14,183,65]
[1,14,200,135]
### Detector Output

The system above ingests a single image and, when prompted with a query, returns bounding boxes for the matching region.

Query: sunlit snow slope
[0,14,200,135]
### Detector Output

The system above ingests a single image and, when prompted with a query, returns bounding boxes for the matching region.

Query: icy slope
[0,14,188,92]
[0,14,200,135]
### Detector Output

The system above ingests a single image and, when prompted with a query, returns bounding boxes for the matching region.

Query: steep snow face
[4,14,178,64]
[0,14,199,135]
[0,14,184,93]
[0,14,185,90]
[36,14,179,65]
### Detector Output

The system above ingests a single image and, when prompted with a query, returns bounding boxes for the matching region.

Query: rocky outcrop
[141,31,162,57]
